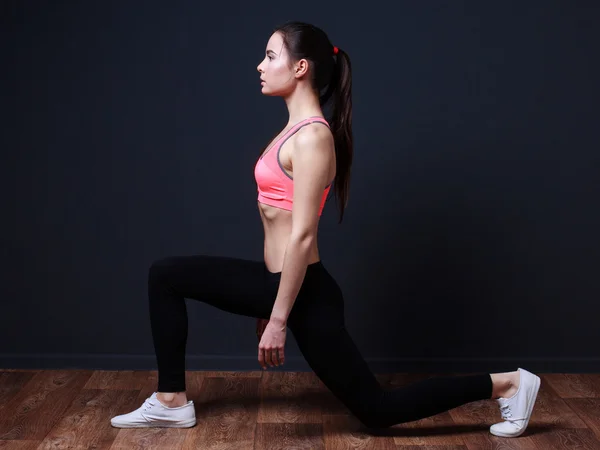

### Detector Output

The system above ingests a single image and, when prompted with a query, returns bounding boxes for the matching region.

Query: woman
[110,21,540,438]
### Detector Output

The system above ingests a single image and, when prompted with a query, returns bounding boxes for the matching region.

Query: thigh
[149,254,275,319]
[290,320,383,412]
[287,275,383,418]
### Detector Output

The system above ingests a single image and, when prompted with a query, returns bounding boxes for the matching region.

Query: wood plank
[0,441,42,449]
[255,423,323,449]
[111,426,189,450]
[588,374,600,395]
[563,398,600,441]
[531,428,600,449]
[84,370,153,390]
[200,371,262,378]
[37,388,139,449]
[541,374,600,398]
[396,446,466,450]
[258,372,326,424]
[323,414,396,449]
[0,370,92,440]
[391,411,464,447]
[0,371,37,415]
[182,377,259,449]
[527,381,587,429]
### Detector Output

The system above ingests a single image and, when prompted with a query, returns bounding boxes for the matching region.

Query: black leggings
[148,255,493,428]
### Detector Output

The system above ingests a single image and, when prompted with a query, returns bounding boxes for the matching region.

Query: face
[257,32,306,96]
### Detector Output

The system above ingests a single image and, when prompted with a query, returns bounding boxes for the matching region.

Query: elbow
[290,232,316,247]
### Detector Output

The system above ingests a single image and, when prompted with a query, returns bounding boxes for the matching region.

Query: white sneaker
[489,368,541,438]
[110,392,196,428]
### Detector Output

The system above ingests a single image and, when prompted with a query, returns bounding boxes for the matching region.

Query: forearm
[269,236,313,325]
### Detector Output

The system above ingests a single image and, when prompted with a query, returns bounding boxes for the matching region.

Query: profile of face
[257,32,307,97]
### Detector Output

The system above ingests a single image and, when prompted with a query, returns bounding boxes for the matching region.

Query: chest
[259,133,297,178]
[258,129,336,183]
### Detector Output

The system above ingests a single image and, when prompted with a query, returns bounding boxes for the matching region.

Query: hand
[258,319,286,369]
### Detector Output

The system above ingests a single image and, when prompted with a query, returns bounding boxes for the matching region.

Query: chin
[261,88,279,97]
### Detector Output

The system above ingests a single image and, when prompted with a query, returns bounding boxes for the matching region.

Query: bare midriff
[257,201,322,273]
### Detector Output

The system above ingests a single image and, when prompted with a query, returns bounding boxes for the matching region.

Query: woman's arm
[269,237,313,326]
[268,126,334,327]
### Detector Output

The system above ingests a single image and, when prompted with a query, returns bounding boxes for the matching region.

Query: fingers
[258,347,285,369]
[265,348,274,367]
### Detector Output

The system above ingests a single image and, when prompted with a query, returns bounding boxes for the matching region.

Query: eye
[267,55,273,60]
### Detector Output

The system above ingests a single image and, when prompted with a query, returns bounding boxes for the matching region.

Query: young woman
[111,21,540,438]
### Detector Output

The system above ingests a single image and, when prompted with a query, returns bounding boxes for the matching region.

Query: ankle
[491,372,517,399]
[157,391,187,407]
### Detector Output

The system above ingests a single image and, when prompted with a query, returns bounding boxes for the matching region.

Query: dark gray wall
[2,1,599,373]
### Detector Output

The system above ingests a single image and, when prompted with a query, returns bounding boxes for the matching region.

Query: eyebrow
[266,49,277,56]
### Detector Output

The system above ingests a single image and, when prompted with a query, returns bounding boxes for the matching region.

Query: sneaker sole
[111,418,196,428]
[490,373,541,438]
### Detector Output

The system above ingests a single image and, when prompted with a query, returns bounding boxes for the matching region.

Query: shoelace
[500,403,525,422]
[141,398,156,412]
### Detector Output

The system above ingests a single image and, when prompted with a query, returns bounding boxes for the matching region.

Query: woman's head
[257,25,334,98]
[257,21,354,224]
[256,31,300,97]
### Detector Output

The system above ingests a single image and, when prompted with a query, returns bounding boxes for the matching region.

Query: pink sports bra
[254,116,333,216]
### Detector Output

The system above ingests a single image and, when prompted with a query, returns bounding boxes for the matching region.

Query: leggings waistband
[265,260,324,277]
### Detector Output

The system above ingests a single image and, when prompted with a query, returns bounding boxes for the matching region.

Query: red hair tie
[333,46,339,55]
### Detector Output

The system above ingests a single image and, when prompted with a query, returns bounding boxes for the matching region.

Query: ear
[294,58,309,78]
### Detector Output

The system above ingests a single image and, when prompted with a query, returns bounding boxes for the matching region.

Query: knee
[148,257,177,285]
[355,411,392,430]
[350,395,394,430]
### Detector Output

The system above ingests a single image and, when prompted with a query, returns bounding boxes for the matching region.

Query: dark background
[2,1,599,373]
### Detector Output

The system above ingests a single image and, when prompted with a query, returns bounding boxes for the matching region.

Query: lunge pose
[111,21,540,438]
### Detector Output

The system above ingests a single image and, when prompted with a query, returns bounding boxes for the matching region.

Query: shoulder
[293,122,334,153]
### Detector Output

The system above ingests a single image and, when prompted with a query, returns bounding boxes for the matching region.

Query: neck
[283,82,323,125]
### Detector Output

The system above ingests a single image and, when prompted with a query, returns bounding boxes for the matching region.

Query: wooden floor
[0,369,599,449]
